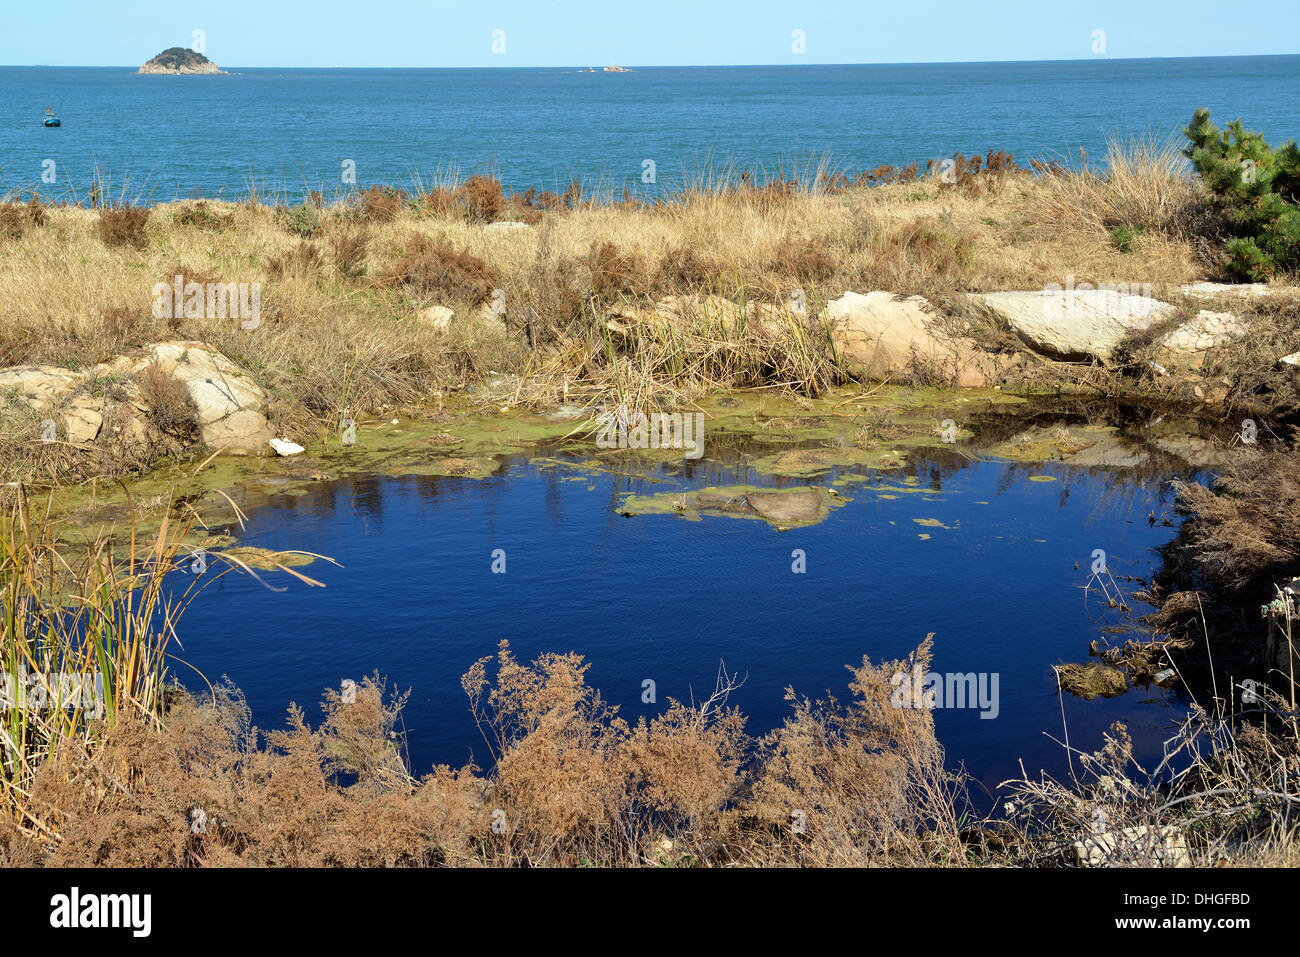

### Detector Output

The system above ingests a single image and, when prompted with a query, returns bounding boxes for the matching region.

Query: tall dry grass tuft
[0,487,204,839]
[1032,133,1201,239]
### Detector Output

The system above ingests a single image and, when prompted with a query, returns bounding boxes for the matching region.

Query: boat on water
[43,107,60,127]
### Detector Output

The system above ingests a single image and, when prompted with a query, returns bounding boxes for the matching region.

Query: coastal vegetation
[1,111,1299,866]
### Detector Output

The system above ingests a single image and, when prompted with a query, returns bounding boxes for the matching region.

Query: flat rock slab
[827,291,1009,387]
[978,289,1176,360]
[1179,281,1297,299]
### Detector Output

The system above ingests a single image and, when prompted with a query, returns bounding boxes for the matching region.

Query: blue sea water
[2,56,1299,202]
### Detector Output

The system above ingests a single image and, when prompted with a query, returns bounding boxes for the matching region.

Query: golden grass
[0,154,1236,485]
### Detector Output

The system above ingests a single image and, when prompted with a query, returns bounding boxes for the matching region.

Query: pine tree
[1183,108,1300,280]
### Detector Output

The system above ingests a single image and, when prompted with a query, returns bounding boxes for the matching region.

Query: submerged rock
[619,484,845,530]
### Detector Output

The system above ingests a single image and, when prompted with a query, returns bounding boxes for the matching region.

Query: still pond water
[168,409,1206,802]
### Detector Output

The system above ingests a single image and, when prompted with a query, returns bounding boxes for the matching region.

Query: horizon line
[4,52,1298,70]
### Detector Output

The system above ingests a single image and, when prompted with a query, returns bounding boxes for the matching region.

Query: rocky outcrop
[1,341,272,455]
[138,47,227,74]
[976,289,1176,361]
[1155,310,1245,369]
[133,342,272,455]
[0,366,80,411]
[826,291,1014,387]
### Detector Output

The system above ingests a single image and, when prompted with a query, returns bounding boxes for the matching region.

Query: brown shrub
[770,237,838,284]
[587,241,652,302]
[748,634,967,865]
[135,361,199,440]
[380,233,495,304]
[173,201,232,231]
[267,242,323,279]
[657,244,726,293]
[4,638,969,868]
[459,175,506,223]
[96,205,150,249]
[354,185,407,223]
[330,226,371,279]
[0,198,47,240]
[867,217,977,289]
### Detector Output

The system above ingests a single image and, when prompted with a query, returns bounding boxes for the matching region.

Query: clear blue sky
[3,0,1296,67]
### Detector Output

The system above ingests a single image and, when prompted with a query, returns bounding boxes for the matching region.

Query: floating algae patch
[1055,662,1128,700]
[750,445,904,477]
[988,424,1127,465]
[618,484,847,531]
[913,517,951,529]
[385,455,500,479]
[215,546,321,570]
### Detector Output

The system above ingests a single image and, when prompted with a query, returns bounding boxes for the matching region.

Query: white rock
[827,291,1011,387]
[0,366,79,411]
[1180,281,1275,299]
[1073,824,1190,867]
[63,395,104,445]
[1156,310,1245,368]
[269,437,305,456]
[418,305,454,331]
[978,289,1177,360]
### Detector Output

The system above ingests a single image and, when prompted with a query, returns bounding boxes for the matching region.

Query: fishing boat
[43,108,60,127]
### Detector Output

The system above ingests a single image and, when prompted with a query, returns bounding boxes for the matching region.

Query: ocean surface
[2,56,1299,202]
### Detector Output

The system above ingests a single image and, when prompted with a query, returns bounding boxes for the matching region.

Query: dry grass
[0,152,1233,481]
[2,627,970,867]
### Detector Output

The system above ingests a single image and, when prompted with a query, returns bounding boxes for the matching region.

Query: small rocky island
[138,47,226,74]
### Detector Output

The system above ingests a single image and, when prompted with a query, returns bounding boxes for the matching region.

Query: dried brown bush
[770,236,838,284]
[0,198,47,240]
[173,201,232,231]
[354,185,407,223]
[380,233,496,304]
[135,361,199,440]
[747,634,968,865]
[460,175,506,223]
[330,226,371,279]
[587,241,652,303]
[267,242,323,279]
[96,205,150,249]
[656,244,726,293]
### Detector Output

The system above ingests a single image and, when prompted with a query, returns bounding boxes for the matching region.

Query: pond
[158,392,1220,805]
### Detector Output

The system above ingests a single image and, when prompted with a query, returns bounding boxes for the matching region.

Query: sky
[2,0,1296,68]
